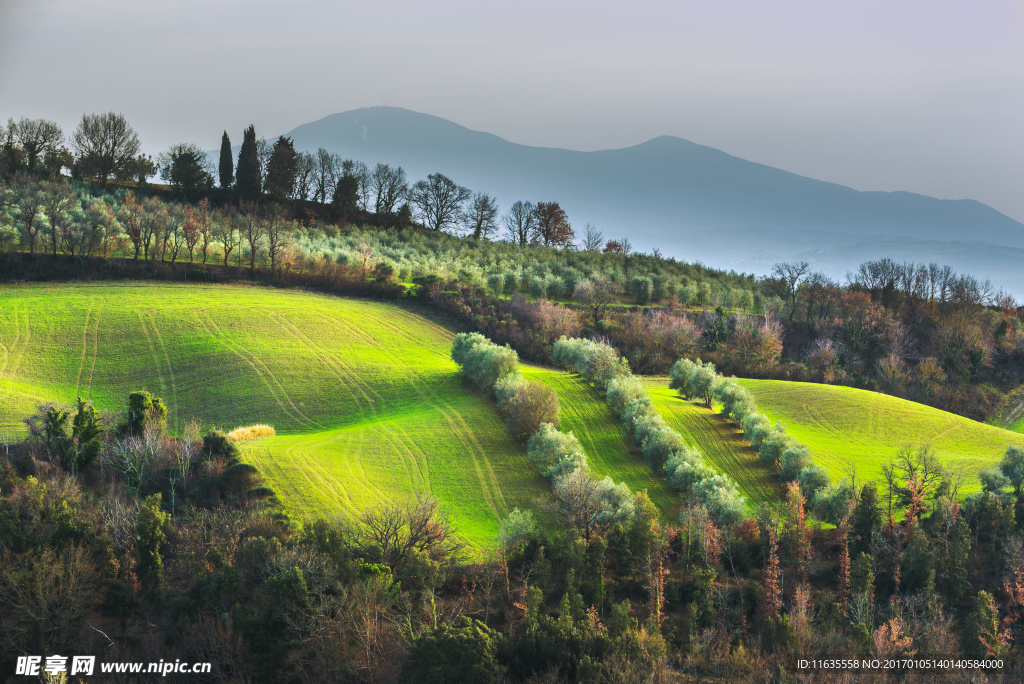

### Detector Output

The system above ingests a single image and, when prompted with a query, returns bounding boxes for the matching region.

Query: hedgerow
[553,336,745,527]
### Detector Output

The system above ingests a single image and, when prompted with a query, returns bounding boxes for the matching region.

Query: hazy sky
[2,0,1023,221]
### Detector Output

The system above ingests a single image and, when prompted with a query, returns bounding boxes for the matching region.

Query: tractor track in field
[75,300,94,398]
[312,311,436,401]
[147,312,179,431]
[85,299,104,398]
[137,312,169,409]
[2,301,31,399]
[197,311,324,430]
[436,404,503,521]
[269,311,380,414]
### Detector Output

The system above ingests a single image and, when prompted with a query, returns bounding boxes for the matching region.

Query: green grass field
[7,281,1019,545]
[523,367,680,515]
[645,383,780,507]
[0,282,552,550]
[733,379,1024,495]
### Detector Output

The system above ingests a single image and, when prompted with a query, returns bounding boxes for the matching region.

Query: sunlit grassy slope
[645,383,780,506]
[523,367,679,515]
[0,282,551,549]
[736,379,1024,495]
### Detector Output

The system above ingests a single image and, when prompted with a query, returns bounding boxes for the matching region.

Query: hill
[283,106,1024,295]
[735,379,1024,496]
[0,282,552,549]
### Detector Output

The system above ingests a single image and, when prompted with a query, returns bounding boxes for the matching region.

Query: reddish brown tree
[530,201,574,247]
[762,524,782,620]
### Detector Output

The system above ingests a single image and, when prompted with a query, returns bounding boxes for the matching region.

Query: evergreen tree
[70,397,103,474]
[235,125,260,202]
[265,135,298,200]
[852,482,881,555]
[218,130,233,189]
[945,517,971,597]
[137,494,169,602]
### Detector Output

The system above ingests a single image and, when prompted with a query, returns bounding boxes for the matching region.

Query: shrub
[399,617,499,684]
[619,397,658,440]
[486,273,504,295]
[506,381,560,438]
[203,429,239,462]
[757,426,790,469]
[664,447,711,490]
[640,424,683,469]
[552,337,631,389]
[796,465,830,501]
[692,474,745,527]
[545,275,566,298]
[493,371,526,409]
[677,282,697,306]
[629,276,653,305]
[714,378,755,421]
[684,359,719,408]
[669,358,699,399]
[528,276,546,298]
[606,375,647,414]
[811,478,855,525]
[742,413,772,450]
[527,423,587,481]
[503,271,520,293]
[227,424,276,442]
[779,444,812,481]
[451,333,519,395]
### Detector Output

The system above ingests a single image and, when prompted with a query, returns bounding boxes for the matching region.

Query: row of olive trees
[451,332,637,542]
[669,358,855,523]
[0,178,300,274]
[552,337,746,527]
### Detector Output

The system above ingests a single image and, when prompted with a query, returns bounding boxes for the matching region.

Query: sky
[2,0,1023,222]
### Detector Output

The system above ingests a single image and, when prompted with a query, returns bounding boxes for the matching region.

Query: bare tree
[771,261,811,323]
[256,136,273,188]
[313,148,340,204]
[70,112,141,187]
[10,117,64,170]
[103,421,164,490]
[503,200,535,247]
[238,201,264,273]
[465,192,499,240]
[582,222,603,252]
[294,152,316,202]
[349,497,464,570]
[214,211,240,267]
[263,204,293,274]
[353,160,372,211]
[408,172,471,232]
[370,163,407,219]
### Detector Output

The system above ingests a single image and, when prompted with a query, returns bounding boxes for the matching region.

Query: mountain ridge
[281,106,1024,293]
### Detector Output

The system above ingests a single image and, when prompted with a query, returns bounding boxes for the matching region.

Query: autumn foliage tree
[531,201,574,247]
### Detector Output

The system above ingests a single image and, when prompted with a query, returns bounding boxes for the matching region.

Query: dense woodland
[3,113,1024,681]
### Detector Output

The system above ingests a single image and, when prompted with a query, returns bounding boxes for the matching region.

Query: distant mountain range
[282,107,1024,295]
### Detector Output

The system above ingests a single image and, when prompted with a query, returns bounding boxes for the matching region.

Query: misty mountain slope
[284,107,1024,292]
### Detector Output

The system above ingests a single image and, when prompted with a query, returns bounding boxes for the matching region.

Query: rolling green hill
[0,282,552,549]
[733,379,1024,495]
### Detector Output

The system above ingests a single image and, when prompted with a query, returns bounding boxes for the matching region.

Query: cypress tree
[236,124,260,202]
[218,130,234,189]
